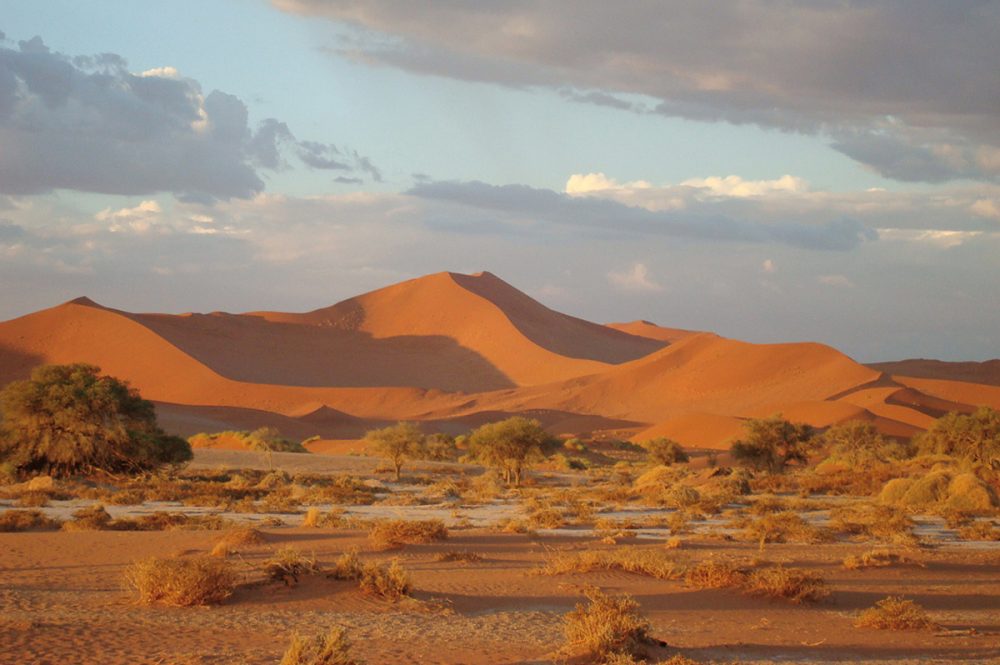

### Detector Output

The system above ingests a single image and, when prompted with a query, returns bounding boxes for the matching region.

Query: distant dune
[0,271,995,442]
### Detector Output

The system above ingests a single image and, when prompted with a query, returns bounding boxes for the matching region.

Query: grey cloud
[0,34,381,199]
[0,219,25,240]
[279,0,1000,183]
[408,180,877,251]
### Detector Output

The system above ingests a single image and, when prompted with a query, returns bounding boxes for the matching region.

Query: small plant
[0,509,60,532]
[684,559,747,590]
[743,565,828,604]
[958,520,1000,541]
[563,588,652,661]
[855,596,937,630]
[279,626,363,665]
[211,527,266,557]
[123,556,237,606]
[358,559,410,600]
[542,547,684,580]
[435,550,483,563]
[740,511,832,545]
[843,548,913,570]
[368,519,448,550]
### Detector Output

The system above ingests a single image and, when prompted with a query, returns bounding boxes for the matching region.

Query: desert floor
[1,450,998,665]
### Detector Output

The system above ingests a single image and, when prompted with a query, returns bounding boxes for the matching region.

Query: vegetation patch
[742,565,829,603]
[0,509,61,532]
[855,596,938,630]
[123,556,237,607]
[542,547,685,580]
[279,626,362,665]
[563,588,653,662]
[368,519,448,550]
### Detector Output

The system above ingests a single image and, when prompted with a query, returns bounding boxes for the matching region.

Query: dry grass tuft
[855,596,938,630]
[264,547,321,585]
[368,519,448,550]
[829,503,915,544]
[0,509,60,532]
[684,559,748,590]
[279,626,362,665]
[542,547,685,580]
[123,556,237,606]
[740,511,833,545]
[434,549,483,563]
[957,520,1000,542]
[743,565,829,604]
[61,504,113,531]
[843,548,915,570]
[358,559,410,600]
[563,587,652,661]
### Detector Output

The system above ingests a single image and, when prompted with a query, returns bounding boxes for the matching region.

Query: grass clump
[740,511,833,545]
[563,588,653,662]
[279,626,362,665]
[829,503,916,545]
[0,509,61,532]
[855,596,937,630]
[542,547,685,580]
[123,556,237,606]
[684,559,748,589]
[264,547,321,585]
[958,520,1000,541]
[843,548,913,570]
[743,565,829,604]
[211,527,266,557]
[368,519,448,550]
[435,549,483,563]
[328,551,411,601]
[61,503,113,531]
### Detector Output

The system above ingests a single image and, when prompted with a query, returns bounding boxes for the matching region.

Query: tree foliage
[364,421,425,480]
[730,415,816,473]
[641,437,689,466]
[468,416,550,486]
[822,420,911,467]
[0,364,191,478]
[915,407,1000,468]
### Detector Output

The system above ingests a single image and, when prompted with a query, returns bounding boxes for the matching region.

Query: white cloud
[95,200,162,233]
[608,262,663,292]
[877,228,985,248]
[680,175,809,198]
[139,66,180,79]
[818,274,854,287]
[970,198,1000,220]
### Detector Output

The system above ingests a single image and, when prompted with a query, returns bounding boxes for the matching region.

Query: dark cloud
[278,0,1000,183]
[0,219,25,240]
[0,35,380,199]
[408,180,877,251]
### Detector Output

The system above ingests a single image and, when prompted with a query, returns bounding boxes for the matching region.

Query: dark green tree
[730,415,816,473]
[0,364,191,477]
[468,416,550,486]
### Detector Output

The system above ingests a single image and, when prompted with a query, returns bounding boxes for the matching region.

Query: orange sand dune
[837,387,937,430]
[868,359,1000,387]
[606,320,700,344]
[630,413,746,450]
[743,400,871,428]
[892,376,1000,410]
[486,333,882,423]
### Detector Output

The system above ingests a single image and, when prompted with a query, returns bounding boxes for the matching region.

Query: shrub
[563,588,652,661]
[943,473,998,513]
[279,626,362,665]
[741,511,833,544]
[855,596,937,630]
[0,509,60,532]
[435,549,483,563]
[542,548,685,580]
[358,559,410,600]
[467,417,550,486]
[829,503,915,544]
[211,527,266,557]
[914,407,1000,466]
[368,519,448,550]
[743,565,828,603]
[0,364,191,477]
[730,416,816,473]
[823,420,912,467]
[61,504,113,531]
[124,556,237,606]
[641,438,689,466]
[684,560,748,589]
[843,548,912,570]
[364,422,425,481]
[878,478,914,505]
[958,520,1000,541]
[264,547,321,585]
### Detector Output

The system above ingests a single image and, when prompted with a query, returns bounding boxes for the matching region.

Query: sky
[0,0,998,362]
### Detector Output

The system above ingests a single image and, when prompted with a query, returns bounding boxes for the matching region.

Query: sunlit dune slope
[606,320,700,344]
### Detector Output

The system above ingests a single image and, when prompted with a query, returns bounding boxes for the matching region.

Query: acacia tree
[822,420,911,467]
[730,415,816,473]
[641,437,689,466]
[468,416,549,486]
[915,407,1000,467]
[364,422,425,480]
[0,364,192,478]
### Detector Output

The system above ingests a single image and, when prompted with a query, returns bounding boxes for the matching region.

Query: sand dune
[0,272,995,442]
[869,358,1000,387]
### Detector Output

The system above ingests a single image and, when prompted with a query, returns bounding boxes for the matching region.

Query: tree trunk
[394,460,402,481]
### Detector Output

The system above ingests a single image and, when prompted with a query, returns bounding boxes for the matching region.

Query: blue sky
[1,1,998,361]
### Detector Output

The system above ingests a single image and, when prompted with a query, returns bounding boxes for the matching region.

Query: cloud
[970,198,1000,220]
[761,259,776,274]
[608,262,663,292]
[818,274,854,288]
[276,1,1000,183]
[0,34,380,199]
[680,175,808,198]
[95,200,163,233]
[410,179,877,251]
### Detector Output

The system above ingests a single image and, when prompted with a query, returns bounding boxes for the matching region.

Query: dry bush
[943,473,998,514]
[61,504,113,531]
[368,519,448,550]
[666,512,690,535]
[14,490,51,507]
[743,566,829,603]
[684,559,748,589]
[563,588,652,661]
[829,503,916,545]
[124,556,237,606]
[665,536,682,549]
[210,527,266,557]
[264,547,321,585]
[279,626,362,665]
[958,520,1000,541]
[358,559,410,600]
[740,511,833,544]
[542,547,684,580]
[527,505,566,529]
[435,549,483,563]
[302,507,322,527]
[0,509,60,532]
[115,512,229,532]
[843,548,918,570]
[855,596,937,630]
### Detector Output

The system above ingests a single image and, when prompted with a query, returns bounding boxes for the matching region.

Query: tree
[822,420,911,467]
[730,415,816,473]
[467,416,549,486]
[0,364,192,478]
[364,422,425,480]
[641,437,689,466]
[915,407,1000,468]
